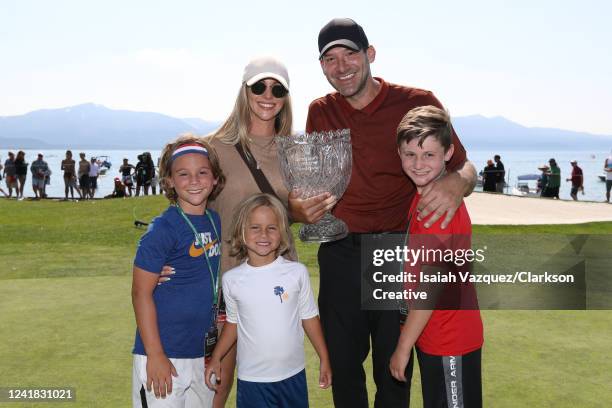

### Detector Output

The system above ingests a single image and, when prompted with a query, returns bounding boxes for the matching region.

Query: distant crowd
[0,150,164,200]
[481,154,506,193]
[481,153,612,202]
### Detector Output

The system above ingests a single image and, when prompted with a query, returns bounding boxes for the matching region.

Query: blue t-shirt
[132,205,221,358]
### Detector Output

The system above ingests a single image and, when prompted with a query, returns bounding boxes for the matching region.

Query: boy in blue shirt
[131,135,225,407]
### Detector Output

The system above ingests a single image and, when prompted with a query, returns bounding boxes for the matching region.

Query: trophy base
[299,213,349,243]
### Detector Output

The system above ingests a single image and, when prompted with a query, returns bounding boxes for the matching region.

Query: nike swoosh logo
[189,240,217,258]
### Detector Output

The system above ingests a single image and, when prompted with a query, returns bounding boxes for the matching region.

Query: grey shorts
[32,177,45,189]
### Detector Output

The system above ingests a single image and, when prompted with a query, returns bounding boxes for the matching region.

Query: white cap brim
[245,72,289,91]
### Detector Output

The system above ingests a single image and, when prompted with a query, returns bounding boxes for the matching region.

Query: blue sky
[1,0,611,134]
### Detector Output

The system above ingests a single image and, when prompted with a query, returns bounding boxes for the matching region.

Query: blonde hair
[228,193,291,262]
[159,134,226,203]
[209,82,293,153]
[396,105,453,151]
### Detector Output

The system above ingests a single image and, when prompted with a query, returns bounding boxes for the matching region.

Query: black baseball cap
[318,18,369,59]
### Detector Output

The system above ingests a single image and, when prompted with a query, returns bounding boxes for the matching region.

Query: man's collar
[337,77,389,116]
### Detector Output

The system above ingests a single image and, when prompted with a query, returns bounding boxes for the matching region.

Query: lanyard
[175,204,220,306]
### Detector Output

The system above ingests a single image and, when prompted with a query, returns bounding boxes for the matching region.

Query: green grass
[1,197,611,407]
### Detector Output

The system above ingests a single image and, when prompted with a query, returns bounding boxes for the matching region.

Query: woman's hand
[157,266,175,285]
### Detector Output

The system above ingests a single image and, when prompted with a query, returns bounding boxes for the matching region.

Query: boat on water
[94,156,112,175]
[511,173,540,197]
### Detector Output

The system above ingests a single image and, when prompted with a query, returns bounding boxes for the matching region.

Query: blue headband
[171,144,209,162]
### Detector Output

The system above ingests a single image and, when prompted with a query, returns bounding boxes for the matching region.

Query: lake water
[2,148,611,202]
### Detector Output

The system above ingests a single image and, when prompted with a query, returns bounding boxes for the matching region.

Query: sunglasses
[249,81,288,98]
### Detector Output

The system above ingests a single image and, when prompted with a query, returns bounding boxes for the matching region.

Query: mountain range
[0,103,611,150]
[0,103,221,150]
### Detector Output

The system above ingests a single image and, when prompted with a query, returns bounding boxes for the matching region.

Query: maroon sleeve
[305,101,319,133]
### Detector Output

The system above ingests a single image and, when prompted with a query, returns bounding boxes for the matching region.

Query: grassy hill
[1,197,611,407]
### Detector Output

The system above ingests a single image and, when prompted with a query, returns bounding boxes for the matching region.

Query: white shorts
[132,354,214,408]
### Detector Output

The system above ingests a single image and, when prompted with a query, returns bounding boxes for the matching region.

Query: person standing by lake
[77,152,90,199]
[61,150,79,200]
[14,151,28,199]
[119,158,135,197]
[494,154,505,193]
[482,159,497,192]
[566,159,583,201]
[537,164,549,196]
[605,150,612,203]
[3,151,17,198]
[543,158,560,199]
[135,154,150,196]
[88,157,100,198]
[30,153,49,199]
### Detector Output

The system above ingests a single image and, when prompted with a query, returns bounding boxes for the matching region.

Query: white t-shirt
[222,256,318,382]
[89,162,100,177]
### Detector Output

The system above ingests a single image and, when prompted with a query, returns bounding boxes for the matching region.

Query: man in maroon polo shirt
[289,18,477,408]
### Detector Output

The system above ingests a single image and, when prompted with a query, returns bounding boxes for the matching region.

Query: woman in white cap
[161,56,296,407]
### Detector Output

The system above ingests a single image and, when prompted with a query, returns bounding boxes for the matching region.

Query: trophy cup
[276,129,352,243]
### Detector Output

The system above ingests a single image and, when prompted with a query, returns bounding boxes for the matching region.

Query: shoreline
[4,192,611,226]
[466,191,612,225]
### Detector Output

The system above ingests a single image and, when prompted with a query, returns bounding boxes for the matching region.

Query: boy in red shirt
[389,105,484,407]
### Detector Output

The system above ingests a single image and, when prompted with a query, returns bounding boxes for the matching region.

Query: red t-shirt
[306,78,467,233]
[406,193,484,356]
[571,165,583,187]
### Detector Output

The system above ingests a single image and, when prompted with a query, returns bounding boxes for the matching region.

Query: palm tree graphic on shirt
[274,286,285,303]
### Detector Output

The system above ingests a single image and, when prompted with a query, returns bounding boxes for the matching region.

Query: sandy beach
[466,192,612,225]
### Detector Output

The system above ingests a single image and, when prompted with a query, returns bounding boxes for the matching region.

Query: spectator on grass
[3,151,18,198]
[61,150,78,200]
[89,157,100,199]
[604,150,612,203]
[119,158,135,197]
[78,152,90,199]
[150,167,159,195]
[105,177,127,198]
[0,161,6,197]
[15,151,28,199]
[30,153,49,199]
[134,154,148,196]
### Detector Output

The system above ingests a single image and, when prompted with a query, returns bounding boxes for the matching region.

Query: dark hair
[396,105,452,151]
